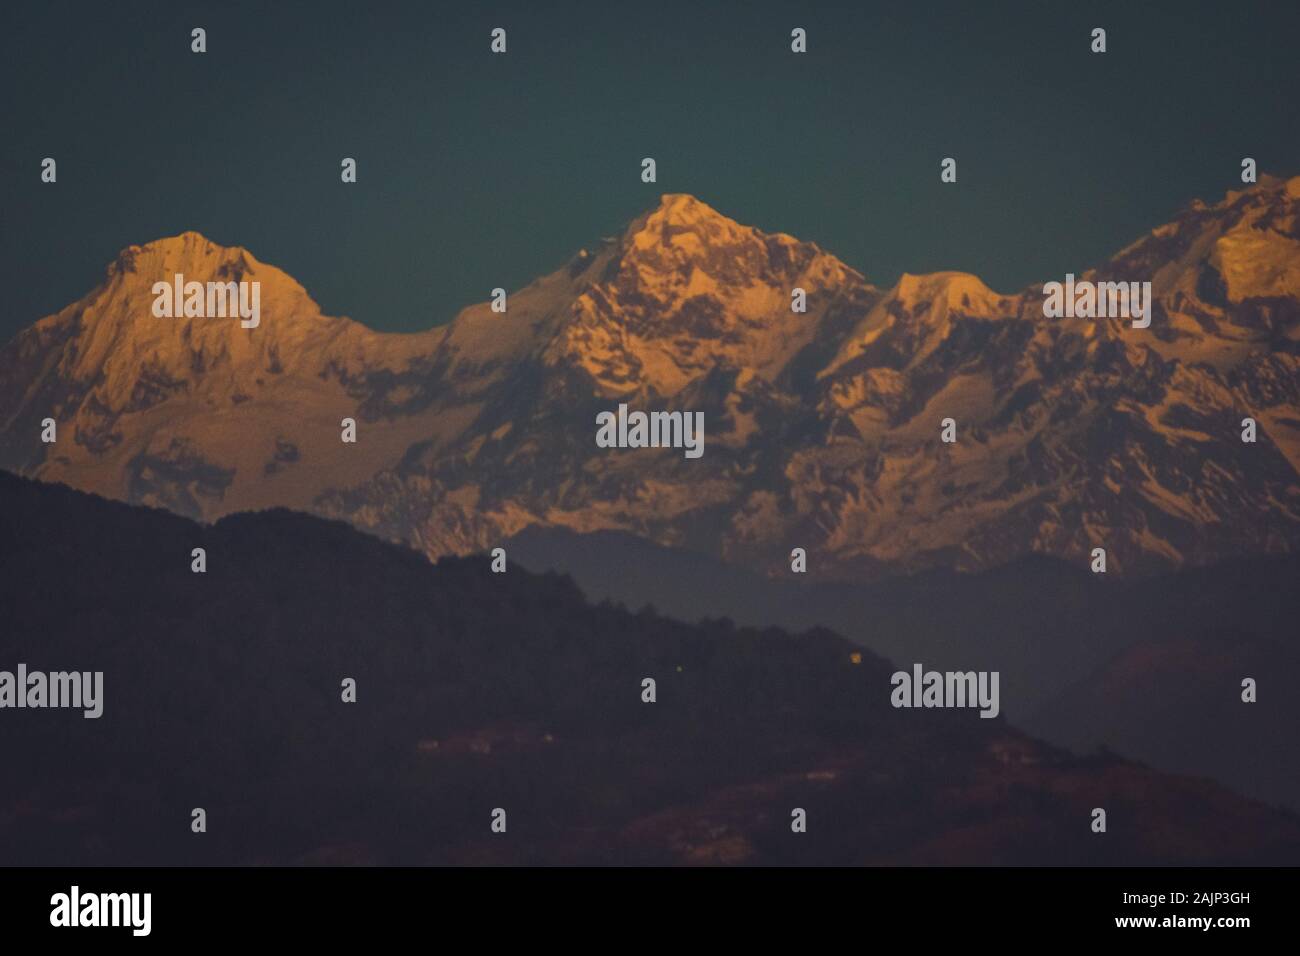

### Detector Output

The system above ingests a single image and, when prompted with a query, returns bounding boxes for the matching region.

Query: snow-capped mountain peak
[3,182,1298,579]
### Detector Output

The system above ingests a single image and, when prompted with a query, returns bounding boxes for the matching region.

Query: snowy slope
[3,180,1298,578]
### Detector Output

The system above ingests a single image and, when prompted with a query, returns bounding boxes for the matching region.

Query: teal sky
[2,0,1298,341]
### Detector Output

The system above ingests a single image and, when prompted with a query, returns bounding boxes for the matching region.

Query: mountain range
[4,176,1299,578]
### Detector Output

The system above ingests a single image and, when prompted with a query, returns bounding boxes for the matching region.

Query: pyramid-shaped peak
[652,193,729,223]
[600,193,858,300]
[624,194,787,256]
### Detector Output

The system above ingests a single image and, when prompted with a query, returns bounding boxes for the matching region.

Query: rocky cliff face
[4,178,1299,578]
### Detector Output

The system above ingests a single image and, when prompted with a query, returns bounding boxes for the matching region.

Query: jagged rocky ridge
[3,178,1299,578]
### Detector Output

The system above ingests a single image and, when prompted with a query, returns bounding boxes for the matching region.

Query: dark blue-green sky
[3,0,1297,341]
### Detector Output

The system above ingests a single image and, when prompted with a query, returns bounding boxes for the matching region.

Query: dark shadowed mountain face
[505,526,1300,813]
[1,471,1297,866]
[2,179,1299,580]
[1028,631,1300,812]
